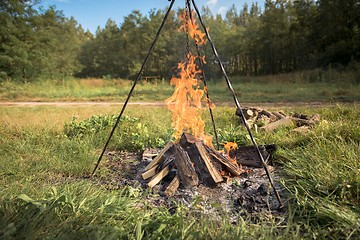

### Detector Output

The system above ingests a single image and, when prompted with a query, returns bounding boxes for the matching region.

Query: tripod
[91,0,283,208]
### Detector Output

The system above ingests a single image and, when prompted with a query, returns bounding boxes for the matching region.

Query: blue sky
[42,0,265,34]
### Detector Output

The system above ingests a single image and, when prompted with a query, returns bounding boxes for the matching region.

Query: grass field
[1,69,359,103]
[0,102,359,239]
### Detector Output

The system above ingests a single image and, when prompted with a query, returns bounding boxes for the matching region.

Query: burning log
[195,142,223,184]
[174,144,199,188]
[142,133,242,195]
[206,147,242,176]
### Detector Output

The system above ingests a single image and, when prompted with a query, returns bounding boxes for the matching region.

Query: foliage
[64,113,169,151]
[0,0,86,82]
[2,1,358,82]
[76,0,359,80]
[64,114,135,138]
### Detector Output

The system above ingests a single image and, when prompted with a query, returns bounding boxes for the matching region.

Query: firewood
[272,111,286,120]
[195,142,224,183]
[236,107,259,120]
[259,110,277,122]
[256,115,272,126]
[164,175,180,197]
[290,116,320,127]
[145,141,173,171]
[206,146,241,176]
[142,153,158,158]
[174,144,199,188]
[142,164,159,180]
[310,114,320,122]
[185,145,217,186]
[246,109,254,118]
[292,125,311,134]
[260,117,294,132]
[180,132,198,146]
[148,165,170,188]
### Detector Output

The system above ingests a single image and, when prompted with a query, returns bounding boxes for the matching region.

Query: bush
[64,114,169,151]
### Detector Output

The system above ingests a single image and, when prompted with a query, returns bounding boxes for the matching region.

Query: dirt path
[0,101,166,107]
[0,101,339,108]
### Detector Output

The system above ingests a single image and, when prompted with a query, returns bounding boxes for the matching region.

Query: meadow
[0,101,359,239]
[1,69,359,103]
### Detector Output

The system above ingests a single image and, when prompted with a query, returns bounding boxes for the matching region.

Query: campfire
[142,133,242,196]
[91,0,283,207]
[142,10,246,196]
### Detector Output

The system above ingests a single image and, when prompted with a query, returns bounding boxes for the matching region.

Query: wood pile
[142,133,242,196]
[141,133,277,197]
[235,107,320,132]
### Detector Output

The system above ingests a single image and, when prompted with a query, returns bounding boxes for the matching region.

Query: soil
[91,148,288,223]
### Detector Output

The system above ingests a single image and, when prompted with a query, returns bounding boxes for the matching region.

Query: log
[292,125,311,134]
[142,164,159,180]
[145,141,173,171]
[142,153,158,158]
[259,110,277,122]
[148,165,170,188]
[174,144,199,188]
[164,175,180,197]
[260,117,294,132]
[195,142,223,183]
[290,116,320,127]
[272,111,286,120]
[184,143,216,186]
[180,132,198,146]
[206,146,241,176]
[236,107,259,120]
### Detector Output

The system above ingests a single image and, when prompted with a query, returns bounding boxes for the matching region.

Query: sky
[42,0,265,34]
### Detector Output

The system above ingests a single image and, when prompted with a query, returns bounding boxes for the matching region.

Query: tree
[0,1,85,82]
[313,0,360,67]
[0,0,38,82]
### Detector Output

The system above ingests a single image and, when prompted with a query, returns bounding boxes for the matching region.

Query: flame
[224,142,241,169]
[165,10,214,147]
[224,142,238,155]
[178,11,207,46]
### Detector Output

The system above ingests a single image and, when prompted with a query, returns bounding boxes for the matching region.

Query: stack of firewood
[236,107,320,132]
[142,133,241,196]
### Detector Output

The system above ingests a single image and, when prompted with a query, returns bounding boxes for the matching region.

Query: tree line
[0,0,359,83]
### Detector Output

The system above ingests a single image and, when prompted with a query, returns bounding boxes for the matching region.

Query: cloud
[206,0,218,8]
[217,6,228,16]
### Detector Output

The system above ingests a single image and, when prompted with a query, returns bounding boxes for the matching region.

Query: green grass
[0,104,359,239]
[1,69,359,103]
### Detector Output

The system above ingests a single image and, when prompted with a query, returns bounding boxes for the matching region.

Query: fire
[178,11,207,46]
[165,10,214,147]
[224,142,241,169]
[224,142,238,155]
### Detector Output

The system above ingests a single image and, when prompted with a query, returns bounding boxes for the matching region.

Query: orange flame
[179,11,207,46]
[224,142,238,155]
[165,10,214,147]
[224,142,241,170]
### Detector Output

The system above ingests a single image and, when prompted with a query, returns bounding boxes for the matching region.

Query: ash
[94,149,287,223]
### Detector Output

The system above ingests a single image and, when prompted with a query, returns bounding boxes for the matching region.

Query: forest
[0,0,359,82]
